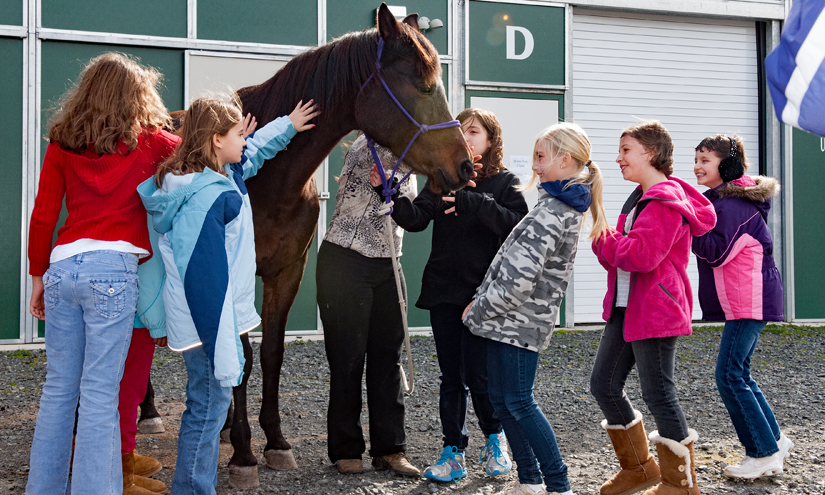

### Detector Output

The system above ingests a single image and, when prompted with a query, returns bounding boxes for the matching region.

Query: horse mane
[237,24,440,123]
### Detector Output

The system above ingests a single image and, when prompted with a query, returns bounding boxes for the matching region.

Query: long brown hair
[456,108,504,179]
[154,97,242,187]
[48,52,170,154]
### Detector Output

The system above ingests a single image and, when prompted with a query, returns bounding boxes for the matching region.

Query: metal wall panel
[571,11,760,323]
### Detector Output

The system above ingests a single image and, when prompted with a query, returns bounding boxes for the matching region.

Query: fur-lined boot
[601,410,661,495]
[641,430,700,495]
[123,451,160,494]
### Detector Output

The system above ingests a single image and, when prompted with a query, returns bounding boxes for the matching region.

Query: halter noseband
[358,38,462,213]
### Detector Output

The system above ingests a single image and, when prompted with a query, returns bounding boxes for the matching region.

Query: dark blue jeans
[716,319,780,458]
[590,307,689,442]
[487,339,570,493]
[430,304,501,450]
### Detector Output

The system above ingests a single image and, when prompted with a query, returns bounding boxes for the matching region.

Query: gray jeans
[589,307,689,441]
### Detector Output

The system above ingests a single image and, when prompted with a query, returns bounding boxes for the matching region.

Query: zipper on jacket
[659,283,678,303]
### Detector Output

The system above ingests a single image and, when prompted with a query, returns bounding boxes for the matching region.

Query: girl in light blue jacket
[138,96,318,494]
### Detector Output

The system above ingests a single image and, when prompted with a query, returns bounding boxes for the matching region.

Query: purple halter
[358,38,461,213]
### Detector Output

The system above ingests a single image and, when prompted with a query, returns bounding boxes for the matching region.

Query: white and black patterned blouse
[324,135,416,258]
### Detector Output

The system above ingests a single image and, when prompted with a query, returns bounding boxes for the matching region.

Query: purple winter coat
[692,175,784,322]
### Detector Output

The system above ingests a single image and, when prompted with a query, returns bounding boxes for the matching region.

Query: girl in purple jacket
[590,121,716,495]
[692,134,792,480]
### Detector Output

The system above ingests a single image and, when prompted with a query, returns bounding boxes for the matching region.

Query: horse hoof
[228,465,259,489]
[137,417,165,434]
[220,428,231,444]
[265,449,298,470]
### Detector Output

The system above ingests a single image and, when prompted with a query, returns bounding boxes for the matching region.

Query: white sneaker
[723,451,784,479]
[423,446,466,482]
[493,481,547,495]
[479,432,513,476]
[777,432,794,459]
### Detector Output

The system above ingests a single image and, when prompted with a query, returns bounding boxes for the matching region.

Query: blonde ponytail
[583,161,609,240]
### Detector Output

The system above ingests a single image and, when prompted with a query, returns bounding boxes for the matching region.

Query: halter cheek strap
[358,38,462,213]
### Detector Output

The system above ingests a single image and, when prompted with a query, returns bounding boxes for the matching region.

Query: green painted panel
[327,0,449,55]
[0,38,23,340]
[198,0,316,46]
[792,128,825,319]
[41,0,186,38]
[468,0,564,86]
[0,1,23,26]
[37,42,184,339]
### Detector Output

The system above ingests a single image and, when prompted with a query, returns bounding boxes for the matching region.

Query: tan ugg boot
[123,451,159,495]
[641,430,700,495]
[133,449,162,477]
[601,410,661,495]
[134,474,166,493]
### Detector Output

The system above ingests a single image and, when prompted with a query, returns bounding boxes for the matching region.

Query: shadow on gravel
[1,325,824,494]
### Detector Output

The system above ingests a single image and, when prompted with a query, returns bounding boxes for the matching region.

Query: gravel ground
[2,324,824,494]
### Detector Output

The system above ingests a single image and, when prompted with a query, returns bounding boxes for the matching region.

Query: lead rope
[372,169,414,395]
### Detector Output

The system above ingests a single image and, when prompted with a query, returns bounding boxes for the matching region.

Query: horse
[204,4,472,488]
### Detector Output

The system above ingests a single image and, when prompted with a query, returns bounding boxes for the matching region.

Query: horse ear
[402,14,421,33]
[377,3,402,41]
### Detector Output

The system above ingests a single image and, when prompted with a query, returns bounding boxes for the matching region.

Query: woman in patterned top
[317,134,421,478]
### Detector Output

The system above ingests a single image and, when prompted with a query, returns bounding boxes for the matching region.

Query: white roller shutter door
[570,11,760,324]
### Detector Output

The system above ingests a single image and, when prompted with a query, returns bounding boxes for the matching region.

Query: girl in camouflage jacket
[463,123,609,495]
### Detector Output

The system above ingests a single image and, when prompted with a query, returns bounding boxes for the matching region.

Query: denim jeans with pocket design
[716,319,780,458]
[487,339,570,493]
[27,250,138,495]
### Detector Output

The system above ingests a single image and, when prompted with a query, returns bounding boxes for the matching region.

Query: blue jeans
[172,344,233,494]
[716,319,780,458]
[486,339,570,493]
[590,307,689,441]
[27,251,138,495]
[430,304,501,450]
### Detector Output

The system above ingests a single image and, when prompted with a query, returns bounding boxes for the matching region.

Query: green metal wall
[0,1,23,26]
[41,0,187,37]
[792,129,825,319]
[198,0,317,46]
[0,37,23,340]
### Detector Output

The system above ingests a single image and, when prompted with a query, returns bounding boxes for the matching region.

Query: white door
[570,12,760,323]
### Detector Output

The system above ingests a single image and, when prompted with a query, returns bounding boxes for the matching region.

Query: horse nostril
[458,159,474,181]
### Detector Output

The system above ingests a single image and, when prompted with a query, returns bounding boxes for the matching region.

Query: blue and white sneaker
[423,446,467,482]
[479,432,512,476]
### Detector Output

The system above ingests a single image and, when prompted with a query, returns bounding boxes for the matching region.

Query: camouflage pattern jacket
[463,187,583,352]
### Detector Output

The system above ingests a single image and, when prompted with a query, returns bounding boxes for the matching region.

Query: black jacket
[391,169,528,309]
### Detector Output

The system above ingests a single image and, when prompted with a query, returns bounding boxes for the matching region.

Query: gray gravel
[2,324,824,494]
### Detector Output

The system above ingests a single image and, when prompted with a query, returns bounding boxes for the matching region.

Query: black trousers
[317,241,406,462]
[430,303,501,450]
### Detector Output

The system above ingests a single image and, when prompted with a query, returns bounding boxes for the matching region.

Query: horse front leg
[259,257,307,471]
[227,333,259,489]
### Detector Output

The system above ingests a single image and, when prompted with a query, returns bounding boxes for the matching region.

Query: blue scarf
[540,179,592,212]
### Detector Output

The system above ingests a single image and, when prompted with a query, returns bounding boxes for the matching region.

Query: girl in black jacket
[390,108,529,483]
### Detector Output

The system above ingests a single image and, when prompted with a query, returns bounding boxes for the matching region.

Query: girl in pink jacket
[590,121,716,495]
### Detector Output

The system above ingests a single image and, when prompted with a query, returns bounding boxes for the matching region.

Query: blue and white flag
[765,0,825,136]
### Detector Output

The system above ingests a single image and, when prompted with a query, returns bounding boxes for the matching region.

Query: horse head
[355,3,474,193]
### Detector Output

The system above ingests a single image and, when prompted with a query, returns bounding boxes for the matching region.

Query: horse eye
[418,85,435,95]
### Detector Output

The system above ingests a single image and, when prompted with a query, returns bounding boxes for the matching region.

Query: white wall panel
[571,11,759,323]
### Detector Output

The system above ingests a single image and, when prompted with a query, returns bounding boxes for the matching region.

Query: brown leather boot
[133,450,162,477]
[372,452,421,477]
[641,430,700,495]
[601,410,661,495]
[335,458,365,474]
[123,451,159,495]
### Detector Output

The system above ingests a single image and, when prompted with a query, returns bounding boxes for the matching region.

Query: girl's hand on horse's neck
[289,100,321,132]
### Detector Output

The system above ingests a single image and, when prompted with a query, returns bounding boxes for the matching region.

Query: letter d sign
[506,26,534,60]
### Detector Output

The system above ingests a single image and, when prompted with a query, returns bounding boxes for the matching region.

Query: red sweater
[28,129,180,276]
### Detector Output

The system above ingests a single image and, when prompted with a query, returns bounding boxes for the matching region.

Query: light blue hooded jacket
[137,116,296,387]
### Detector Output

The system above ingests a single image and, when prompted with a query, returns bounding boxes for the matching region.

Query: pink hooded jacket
[592,176,716,341]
